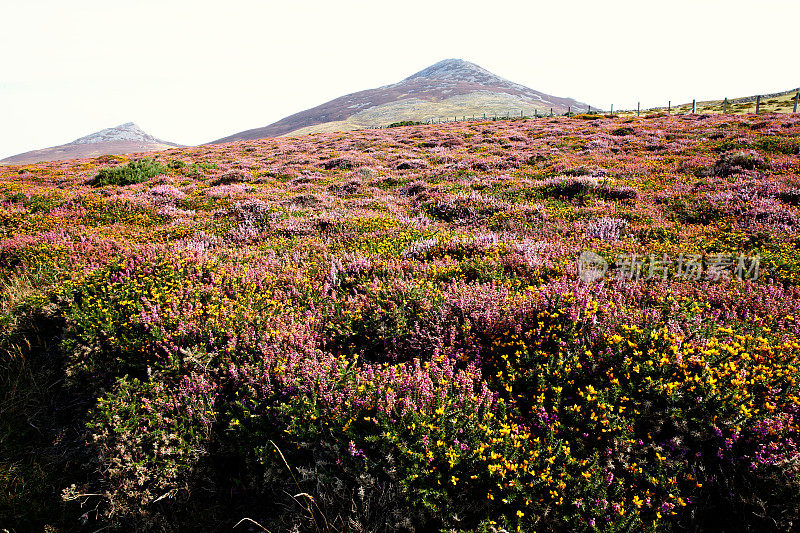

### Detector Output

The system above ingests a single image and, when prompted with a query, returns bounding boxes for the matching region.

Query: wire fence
[371,88,800,129]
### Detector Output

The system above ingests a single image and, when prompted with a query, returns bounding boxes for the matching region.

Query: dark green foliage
[91,159,168,187]
[187,161,220,177]
[388,121,423,128]
[539,178,594,200]
[709,139,745,153]
[753,137,800,155]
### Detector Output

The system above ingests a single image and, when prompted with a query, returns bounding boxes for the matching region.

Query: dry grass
[286,92,559,136]
[0,273,38,359]
[612,89,800,117]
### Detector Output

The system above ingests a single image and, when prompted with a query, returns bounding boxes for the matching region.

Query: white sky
[2,0,798,159]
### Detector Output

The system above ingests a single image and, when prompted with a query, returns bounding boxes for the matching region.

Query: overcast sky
[2,0,798,159]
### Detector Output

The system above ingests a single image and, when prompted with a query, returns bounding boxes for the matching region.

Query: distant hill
[212,59,593,143]
[1,122,181,165]
[665,88,800,115]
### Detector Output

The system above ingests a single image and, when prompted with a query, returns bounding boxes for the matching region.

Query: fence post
[692,99,696,114]
[795,90,799,113]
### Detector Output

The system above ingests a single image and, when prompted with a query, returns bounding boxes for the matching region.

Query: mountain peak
[404,58,509,85]
[70,122,160,145]
[212,59,593,143]
[1,122,181,164]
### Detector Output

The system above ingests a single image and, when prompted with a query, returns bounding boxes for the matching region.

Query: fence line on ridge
[367,88,800,130]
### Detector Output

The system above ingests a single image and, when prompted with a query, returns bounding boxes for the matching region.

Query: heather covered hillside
[4,113,800,532]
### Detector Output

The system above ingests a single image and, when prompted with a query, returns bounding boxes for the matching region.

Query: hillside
[4,114,800,531]
[669,87,800,114]
[212,59,593,142]
[1,122,181,165]
[610,88,800,116]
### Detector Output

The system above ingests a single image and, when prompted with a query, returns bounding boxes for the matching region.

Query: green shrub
[187,161,220,177]
[753,137,800,155]
[388,121,423,128]
[91,159,167,187]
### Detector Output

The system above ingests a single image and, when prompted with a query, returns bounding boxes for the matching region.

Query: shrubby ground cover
[3,113,800,531]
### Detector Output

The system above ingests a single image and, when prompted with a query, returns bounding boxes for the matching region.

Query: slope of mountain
[212,59,593,143]
[606,88,800,116]
[1,122,181,165]
[667,88,800,115]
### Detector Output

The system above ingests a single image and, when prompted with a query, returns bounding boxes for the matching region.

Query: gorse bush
[67,265,800,531]
[91,158,167,187]
[753,137,800,155]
